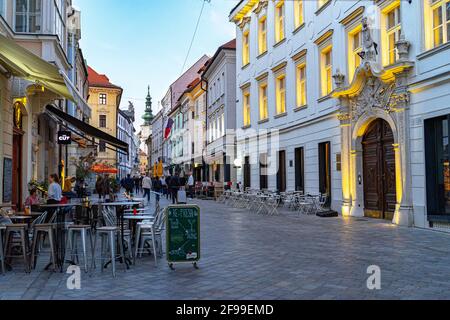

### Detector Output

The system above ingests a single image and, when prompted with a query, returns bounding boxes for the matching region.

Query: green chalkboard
[166,205,200,264]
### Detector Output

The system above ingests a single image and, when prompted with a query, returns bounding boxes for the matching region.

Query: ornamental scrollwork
[349,76,396,122]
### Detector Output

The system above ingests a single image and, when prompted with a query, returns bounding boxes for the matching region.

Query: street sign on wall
[166,205,200,268]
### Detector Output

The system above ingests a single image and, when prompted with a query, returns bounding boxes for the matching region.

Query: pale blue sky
[73,0,239,128]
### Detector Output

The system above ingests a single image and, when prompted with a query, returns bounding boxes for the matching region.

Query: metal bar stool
[4,224,31,273]
[31,224,57,272]
[67,225,95,273]
[92,226,126,278]
[1,225,6,275]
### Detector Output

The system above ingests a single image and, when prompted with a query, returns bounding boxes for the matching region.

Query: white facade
[203,41,237,184]
[151,110,164,167]
[117,109,135,179]
[231,0,450,230]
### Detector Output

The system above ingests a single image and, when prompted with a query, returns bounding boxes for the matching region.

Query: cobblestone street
[1,196,450,300]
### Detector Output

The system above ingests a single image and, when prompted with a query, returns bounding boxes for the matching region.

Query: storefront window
[425,115,450,218]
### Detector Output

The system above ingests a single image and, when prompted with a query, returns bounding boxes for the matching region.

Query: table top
[102,202,142,207]
[39,204,82,208]
[16,212,44,217]
[0,203,12,208]
[11,216,33,220]
[124,216,154,220]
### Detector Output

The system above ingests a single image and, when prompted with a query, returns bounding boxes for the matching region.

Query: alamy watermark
[367,265,382,290]
[66,266,82,290]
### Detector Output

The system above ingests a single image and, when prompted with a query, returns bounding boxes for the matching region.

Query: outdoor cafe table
[100,202,141,268]
[39,203,81,272]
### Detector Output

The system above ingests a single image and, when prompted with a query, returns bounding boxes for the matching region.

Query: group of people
[118,172,196,205]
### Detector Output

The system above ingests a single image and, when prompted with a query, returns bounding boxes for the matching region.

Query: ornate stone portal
[333,19,415,227]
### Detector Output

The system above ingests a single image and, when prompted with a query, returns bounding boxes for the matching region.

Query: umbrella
[91,164,118,174]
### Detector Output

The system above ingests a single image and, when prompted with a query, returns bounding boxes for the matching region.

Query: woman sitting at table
[47,174,63,205]
[25,188,40,207]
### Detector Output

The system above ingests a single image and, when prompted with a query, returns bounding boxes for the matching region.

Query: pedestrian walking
[123,174,134,194]
[142,173,152,205]
[134,176,140,195]
[95,176,105,200]
[152,177,162,202]
[169,173,180,204]
[165,175,172,200]
[187,173,195,199]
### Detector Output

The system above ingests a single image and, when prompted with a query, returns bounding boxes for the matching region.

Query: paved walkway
[1,196,450,300]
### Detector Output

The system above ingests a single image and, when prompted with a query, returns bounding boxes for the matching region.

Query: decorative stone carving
[395,34,410,62]
[389,91,410,110]
[349,76,395,122]
[337,113,351,122]
[360,17,378,63]
[253,0,268,14]
[238,16,251,30]
[333,70,345,89]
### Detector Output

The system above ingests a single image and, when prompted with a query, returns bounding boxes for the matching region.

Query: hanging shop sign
[57,131,72,145]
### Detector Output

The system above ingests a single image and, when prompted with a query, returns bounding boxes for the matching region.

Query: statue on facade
[360,17,378,63]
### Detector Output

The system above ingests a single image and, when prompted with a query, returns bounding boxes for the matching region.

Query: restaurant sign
[58,131,72,145]
[166,205,200,269]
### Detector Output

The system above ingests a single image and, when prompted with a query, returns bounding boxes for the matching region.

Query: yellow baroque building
[88,66,123,168]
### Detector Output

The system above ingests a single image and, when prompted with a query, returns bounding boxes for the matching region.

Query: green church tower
[142,86,154,125]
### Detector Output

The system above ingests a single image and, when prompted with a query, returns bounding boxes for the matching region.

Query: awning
[0,33,74,102]
[46,105,129,154]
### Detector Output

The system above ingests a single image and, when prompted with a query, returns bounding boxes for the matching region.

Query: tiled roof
[170,55,210,108]
[88,66,122,90]
[202,39,236,77]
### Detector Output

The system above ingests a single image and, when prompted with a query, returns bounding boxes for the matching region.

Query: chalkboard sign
[2,158,12,203]
[166,205,200,265]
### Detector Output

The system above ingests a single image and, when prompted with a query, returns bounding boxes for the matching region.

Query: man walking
[142,173,152,205]
[187,173,195,199]
[124,174,134,194]
[169,173,180,204]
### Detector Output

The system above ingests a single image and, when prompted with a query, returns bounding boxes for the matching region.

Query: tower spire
[142,85,154,126]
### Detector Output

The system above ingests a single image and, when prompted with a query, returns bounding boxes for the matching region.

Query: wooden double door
[362,119,397,220]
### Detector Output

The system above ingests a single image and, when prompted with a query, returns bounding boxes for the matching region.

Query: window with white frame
[99,93,107,105]
[296,63,307,108]
[320,46,333,97]
[275,1,285,43]
[259,80,268,120]
[242,87,251,127]
[383,4,401,66]
[242,29,250,66]
[431,0,450,47]
[258,16,267,55]
[348,27,363,81]
[275,73,286,115]
[221,113,225,137]
[54,0,65,45]
[15,0,42,33]
[294,0,304,29]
